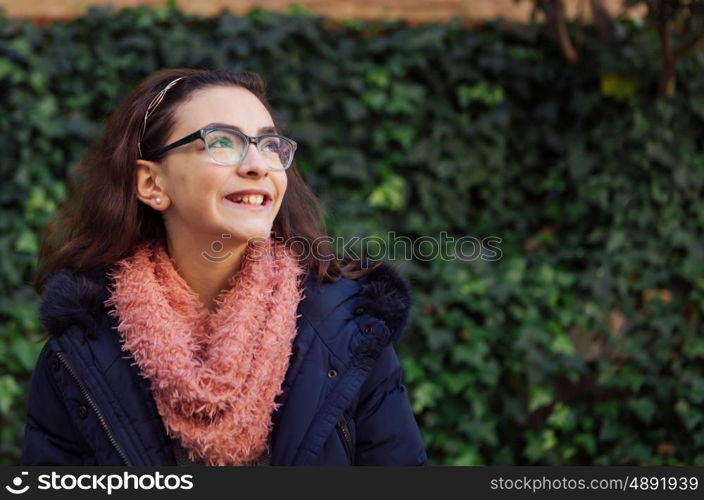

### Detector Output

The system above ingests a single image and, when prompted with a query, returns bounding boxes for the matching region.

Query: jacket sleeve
[353,343,427,465]
[20,342,90,465]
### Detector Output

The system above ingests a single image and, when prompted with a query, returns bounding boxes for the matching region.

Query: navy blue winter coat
[20,262,427,466]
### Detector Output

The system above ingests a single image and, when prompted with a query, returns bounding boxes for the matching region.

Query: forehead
[171,85,274,136]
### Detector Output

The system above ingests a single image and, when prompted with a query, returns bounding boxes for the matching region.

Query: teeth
[231,194,265,205]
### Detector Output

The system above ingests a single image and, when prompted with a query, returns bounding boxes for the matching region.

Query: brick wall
[0,0,637,23]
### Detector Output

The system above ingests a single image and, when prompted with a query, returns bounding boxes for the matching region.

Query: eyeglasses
[146,126,298,171]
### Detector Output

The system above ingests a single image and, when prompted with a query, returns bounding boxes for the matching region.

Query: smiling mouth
[224,193,272,206]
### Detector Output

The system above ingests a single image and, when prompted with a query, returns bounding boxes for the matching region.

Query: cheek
[170,167,228,210]
[274,174,288,211]
[277,173,288,198]
[199,168,228,193]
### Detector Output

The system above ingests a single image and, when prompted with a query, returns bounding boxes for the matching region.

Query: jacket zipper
[336,417,354,465]
[55,351,133,466]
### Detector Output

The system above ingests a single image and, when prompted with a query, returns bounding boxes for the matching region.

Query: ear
[135,159,169,210]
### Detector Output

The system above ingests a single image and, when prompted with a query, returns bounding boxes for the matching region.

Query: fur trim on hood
[352,263,412,344]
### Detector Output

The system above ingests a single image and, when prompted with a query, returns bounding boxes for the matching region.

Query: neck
[165,234,250,312]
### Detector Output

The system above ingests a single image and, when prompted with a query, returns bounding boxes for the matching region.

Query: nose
[236,142,269,178]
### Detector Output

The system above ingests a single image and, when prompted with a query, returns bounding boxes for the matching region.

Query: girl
[20,68,427,466]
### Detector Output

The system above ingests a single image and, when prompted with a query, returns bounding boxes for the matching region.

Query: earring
[155,197,162,205]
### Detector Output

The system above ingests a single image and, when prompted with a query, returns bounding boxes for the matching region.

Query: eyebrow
[204,122,279,135]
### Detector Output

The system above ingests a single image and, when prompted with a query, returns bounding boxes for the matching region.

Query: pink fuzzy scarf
[103,237,305,466]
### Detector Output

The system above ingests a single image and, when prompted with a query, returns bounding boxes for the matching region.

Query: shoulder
[298,261,412,345]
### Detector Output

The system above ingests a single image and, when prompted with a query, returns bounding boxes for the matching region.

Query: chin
[228,230,273,244]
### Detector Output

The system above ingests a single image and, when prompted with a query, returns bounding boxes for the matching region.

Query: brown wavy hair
[35,68,380,294]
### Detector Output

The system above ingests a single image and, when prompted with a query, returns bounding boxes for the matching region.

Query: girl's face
[155,85,288,252]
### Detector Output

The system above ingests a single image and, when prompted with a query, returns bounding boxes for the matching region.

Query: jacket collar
[40,261,412,343]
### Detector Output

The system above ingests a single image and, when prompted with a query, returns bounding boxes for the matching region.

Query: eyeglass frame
[144,126,298,171]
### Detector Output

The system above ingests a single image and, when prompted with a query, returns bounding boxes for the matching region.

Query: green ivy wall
[1,5,703,465]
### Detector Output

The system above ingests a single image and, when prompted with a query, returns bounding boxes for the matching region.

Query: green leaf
[457,82,505,107]
[600,73,639,100]
[412,381,443,413]
[627,397,656,424]
[528,386,554,412]
[0,376,21,416]
[367,172,406,210]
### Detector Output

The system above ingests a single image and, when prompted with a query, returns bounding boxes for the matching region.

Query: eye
[208,135,234,149]
[260,137,282,153]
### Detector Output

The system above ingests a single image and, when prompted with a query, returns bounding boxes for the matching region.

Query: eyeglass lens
[204,129,294,170]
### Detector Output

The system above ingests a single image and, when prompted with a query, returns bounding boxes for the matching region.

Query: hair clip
[138,76,186,158]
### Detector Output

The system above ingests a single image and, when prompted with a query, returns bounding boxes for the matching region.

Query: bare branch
[673,31,704,60]
[656,1,676,98]
[544,0,580,64]
[590,0,615,42]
